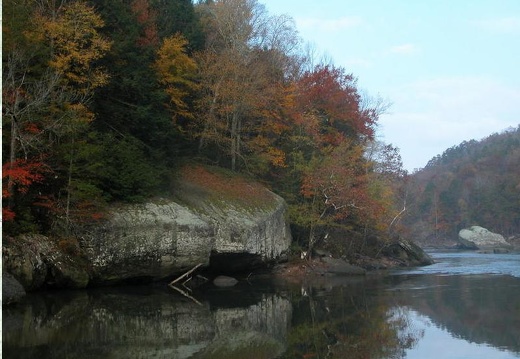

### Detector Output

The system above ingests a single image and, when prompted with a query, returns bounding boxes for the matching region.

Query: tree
[195,0,300,171]
[154,34,198,120]
[272,63,383,255]
[298,141,369,254]
[2,0,111,232]
[37,1,111,230]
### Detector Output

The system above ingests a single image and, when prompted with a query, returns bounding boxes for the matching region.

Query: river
[2,250,520,358]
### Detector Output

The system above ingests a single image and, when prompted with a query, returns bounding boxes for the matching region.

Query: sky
[260,0,520,171]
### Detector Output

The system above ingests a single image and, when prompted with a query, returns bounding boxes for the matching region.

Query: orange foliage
[154,34,198,119]
[131,0,159,47]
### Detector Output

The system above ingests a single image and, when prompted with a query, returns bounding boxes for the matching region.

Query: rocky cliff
[2,165,292,290]
[82,192,291,284]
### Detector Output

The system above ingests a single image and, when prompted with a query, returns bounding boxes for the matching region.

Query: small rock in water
[213,275,238,287]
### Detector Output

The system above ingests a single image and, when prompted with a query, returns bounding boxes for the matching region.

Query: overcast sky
[261,0,520,171]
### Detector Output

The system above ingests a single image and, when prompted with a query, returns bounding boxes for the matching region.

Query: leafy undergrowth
[174,164,278,211]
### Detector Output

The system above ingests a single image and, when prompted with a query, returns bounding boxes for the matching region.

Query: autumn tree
[404,126,520,244]
[154,34,198,120]
[195,0,300,171]
[2,0,111,233]
[364,140,408,235]
[268,64,384,255]
[3,0,55,221]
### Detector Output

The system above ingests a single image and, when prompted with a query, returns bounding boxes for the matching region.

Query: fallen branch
[168,263,203,286]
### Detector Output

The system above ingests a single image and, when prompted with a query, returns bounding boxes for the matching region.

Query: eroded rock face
[81,193,291,284]
[2,235,90,291]
[81,201,215,284]
[458,226,512,250]
[3,176,292,288]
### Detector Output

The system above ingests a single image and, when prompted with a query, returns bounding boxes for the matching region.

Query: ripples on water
[395,250,520,278]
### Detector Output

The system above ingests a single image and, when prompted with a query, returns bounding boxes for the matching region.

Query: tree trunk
[198,80,221,152]
[231,110,239,171]
[65,136,75,234]
[7,116,18,210]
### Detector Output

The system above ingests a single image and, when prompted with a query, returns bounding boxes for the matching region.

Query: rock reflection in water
[3,285,290,359]
[6,262,518,359]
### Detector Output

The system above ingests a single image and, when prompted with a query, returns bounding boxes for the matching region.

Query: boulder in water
[458,226,512,250]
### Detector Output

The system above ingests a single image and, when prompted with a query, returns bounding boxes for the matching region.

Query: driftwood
[168,263,204,305]
[168,263,203,286]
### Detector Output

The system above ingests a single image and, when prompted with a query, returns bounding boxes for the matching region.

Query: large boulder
[381,240,435,266]
[458,226,512,250]
[81,167,292,284]
[3,168,292,289]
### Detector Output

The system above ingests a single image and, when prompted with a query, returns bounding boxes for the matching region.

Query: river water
[3,250,520,358]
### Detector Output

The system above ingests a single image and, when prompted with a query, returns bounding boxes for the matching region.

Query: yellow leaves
[154,34,198,119]
[41,1,111,94]
[65,103,95,124]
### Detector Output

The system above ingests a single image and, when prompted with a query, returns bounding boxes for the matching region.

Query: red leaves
[2,208,16,222]
[2,159,48,196]
[2,159,50,221]
[131,0,159,47]
[294,64,374,143]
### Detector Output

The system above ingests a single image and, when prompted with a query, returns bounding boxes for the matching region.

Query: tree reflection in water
[278,279,424,359]
[6,268,517,358]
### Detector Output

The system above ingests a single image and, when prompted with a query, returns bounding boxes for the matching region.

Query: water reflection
[276,278,424,359]
[3,284,291,359]
[397,309,519,359]
[385,274,520,356]
[4,253,520,359]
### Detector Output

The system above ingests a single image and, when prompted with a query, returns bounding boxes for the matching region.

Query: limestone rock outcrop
[458,226,512,250]
[81,174,291,284]
[3,166,292,289]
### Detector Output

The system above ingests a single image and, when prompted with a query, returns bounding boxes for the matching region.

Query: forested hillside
[403,126,520,244]
[3,0,406,257]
